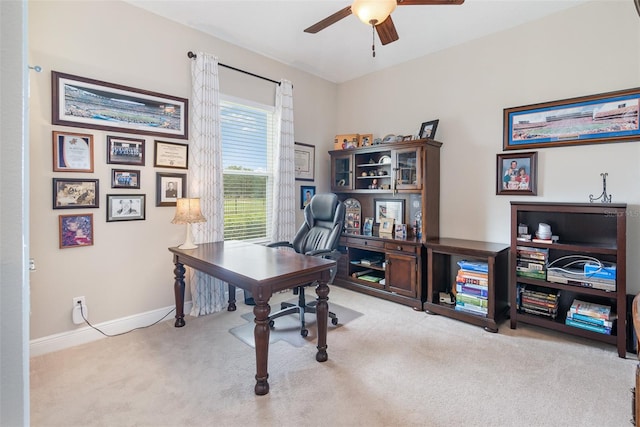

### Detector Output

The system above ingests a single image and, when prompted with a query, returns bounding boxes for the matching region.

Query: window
[220,97,275,241]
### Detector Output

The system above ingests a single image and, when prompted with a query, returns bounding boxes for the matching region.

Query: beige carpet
[30,287,637,427]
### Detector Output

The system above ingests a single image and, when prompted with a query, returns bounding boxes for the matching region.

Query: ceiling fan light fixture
[351,0,397,26]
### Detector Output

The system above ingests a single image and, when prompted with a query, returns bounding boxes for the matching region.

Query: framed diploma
[52,131,94,172]
[154,140,188,169]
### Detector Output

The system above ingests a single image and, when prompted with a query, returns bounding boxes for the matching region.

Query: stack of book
[516,246,548,280]
[516,284,560,318]
[565,299,615,335]
[453,260,489,317]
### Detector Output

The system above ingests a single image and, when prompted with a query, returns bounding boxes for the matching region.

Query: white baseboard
[30,301,193,357]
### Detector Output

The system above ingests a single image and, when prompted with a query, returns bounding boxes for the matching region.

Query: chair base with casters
[268,284,339,337]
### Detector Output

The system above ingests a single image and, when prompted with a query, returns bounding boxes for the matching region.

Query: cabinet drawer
[384,242,419,254]
[344,237,384,249]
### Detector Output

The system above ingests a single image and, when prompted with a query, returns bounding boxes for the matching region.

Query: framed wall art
[59,213,94,249]
[419,120,439,140]
[52,71,188,139]
[300,185,315,209]
[503,87,640,150]
[53,178,99,209]
[111,169,140,189]
[496,151,538,196]
[156,172,186,206]
[294,142,315,181]
[52,131,94,172]
[154,140,188,169]
[374,198,405,224]
[107,136,145,166]
[106,194,146,222]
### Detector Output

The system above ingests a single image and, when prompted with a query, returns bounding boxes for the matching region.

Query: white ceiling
[124,0,590,83]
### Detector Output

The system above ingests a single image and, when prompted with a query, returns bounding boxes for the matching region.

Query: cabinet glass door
[332,153,353,191]
[394,148,422,190]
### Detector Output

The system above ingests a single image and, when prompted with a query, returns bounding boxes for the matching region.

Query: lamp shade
[171,198,206,224]
[351,0,397,25]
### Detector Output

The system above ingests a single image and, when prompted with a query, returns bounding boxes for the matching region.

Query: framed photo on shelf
[52,71,188,139]
[374,198,405,224]
[156,172,186,206]
[106,194,146,222]
[418,119,439,139]
[294,142,315,181]
[52,131,94,172]
[52,178,99,209]
[363,217,374,236]
[154,140,188,169]
[300,185,315,209]
[358,134,373,147]
[496,151,538,196]
[111,169,140,189]
[107,136,145,166]
[59,213,94,249]
[503,87,640,150]
[379,218,395,236]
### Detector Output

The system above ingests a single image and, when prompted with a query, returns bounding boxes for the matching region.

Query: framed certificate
[52,131,94,172]
[154,140,188,169]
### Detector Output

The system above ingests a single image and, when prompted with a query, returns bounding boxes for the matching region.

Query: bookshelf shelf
[509,202,627,358]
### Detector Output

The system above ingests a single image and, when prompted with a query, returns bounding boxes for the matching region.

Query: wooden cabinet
[330,139,441,308]
[424,238,509,332]
[509,202,627,358]
[335,234,423,310]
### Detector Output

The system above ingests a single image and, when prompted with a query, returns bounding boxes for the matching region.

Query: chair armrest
[266,241,293,249]
[306,249,341,261]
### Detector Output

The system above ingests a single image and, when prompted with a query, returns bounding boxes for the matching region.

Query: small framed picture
[418,120,439,140]
[156,172,186,206]
[363,217,374,236]
[106,194,146,222]
[52,131,94,172]
[59,213,94,249]
[111,169,140,189]
[394,223,407,238]
[107,136,145,166]
[379,218,395,236]
[402,135,413,141]
[374,198,405,224]
[300,185,316,209]
[154,140,188,169]
[53,178,99,209]
[496,151,538,196]
[358,134,373,147]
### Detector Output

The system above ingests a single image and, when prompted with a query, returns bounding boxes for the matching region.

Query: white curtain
[270,79,296,242]
[189,52,226,315]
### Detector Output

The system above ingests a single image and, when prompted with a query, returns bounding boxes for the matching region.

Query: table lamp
[171,198,206,249]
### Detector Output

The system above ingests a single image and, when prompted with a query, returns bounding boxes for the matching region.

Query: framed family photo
[374,198,405,224]
[53,178,99,209]
[106,194,146,222]
[52,71,188,139]
[419,120,439,140]
[52,131,94,172]
[111,169,140,189]
[59,213,94,249]
[300,185,315,209]
[107,136,145,166]
[156,172,186,206]
[496,151,538,196]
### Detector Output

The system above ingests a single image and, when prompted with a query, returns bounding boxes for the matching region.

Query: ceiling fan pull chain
[371,23,376,57]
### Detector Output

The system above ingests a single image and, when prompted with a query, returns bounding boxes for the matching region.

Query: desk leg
[253,300,271,395]
[173,260,186,328]
[228,285,237,311]
[315,280,329,362]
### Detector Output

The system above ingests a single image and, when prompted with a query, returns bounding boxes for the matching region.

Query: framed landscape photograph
[53,178,99,209]
[111,169,140,189]
[107,136,145,166]
[156,172,186,206]
[496,151,538,196]
[154,140,188,169]
[106,194,146,222]
[294,142,315,181]
[503,87,640,150]
[419,120,439,140]
[374,198,405,225]
[52,71,188,139]
[59,213,94,249]
[300,185,315,209]
[52,131,94,172]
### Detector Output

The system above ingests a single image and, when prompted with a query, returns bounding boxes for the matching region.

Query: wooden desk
[168,241,336,395]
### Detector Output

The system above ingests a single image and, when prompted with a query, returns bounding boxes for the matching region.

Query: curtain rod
[187,51,281,86]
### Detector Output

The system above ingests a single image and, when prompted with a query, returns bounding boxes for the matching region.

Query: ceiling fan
[304,0,465,53]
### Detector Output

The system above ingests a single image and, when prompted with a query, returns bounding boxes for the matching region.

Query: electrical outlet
[72,296,87,324]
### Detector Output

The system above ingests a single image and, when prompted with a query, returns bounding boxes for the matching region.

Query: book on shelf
[456,270,488,280]
[568,299,612,320]
[456,260,489,273]
[455,303,488,317]
[455,274,488,286]
[455,293,488,308]
[521,296,558,309]
[516,269,546,280]
[566,311,616,328]
[520,306,557,318]
[565,317,612,335]
[517,259,546,271]
[455,283,488,298]
[532,238,553,244]
[357,274,383,283]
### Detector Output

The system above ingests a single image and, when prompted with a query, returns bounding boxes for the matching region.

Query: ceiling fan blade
[304,6,353,34]
[397,0,465,5]
[376,16,399,46]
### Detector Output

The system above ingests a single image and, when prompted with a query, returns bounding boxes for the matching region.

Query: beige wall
[28,0,338,340]
[337,1,640,285]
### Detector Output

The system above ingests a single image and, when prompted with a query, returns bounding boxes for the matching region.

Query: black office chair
[266,193,346,337]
